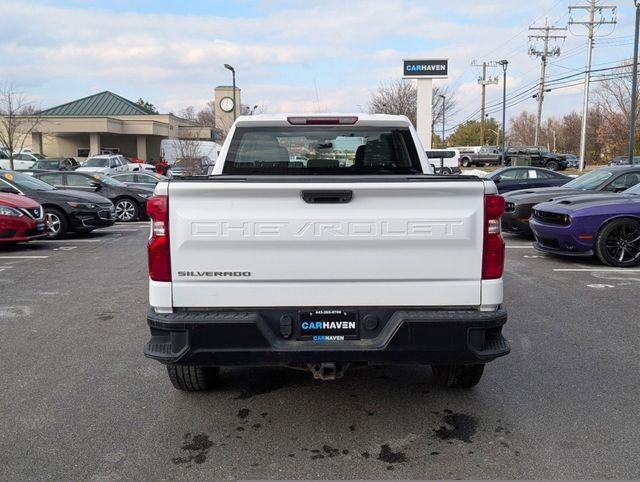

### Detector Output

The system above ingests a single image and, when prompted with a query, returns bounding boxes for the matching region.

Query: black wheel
[166,365,220,391]
[595,218,640,268]
[545,160,559,171]
[44,207,68,239]
[431,364,485,388]
[461,158,471,168]
[442,167,452,175]
[115,198,139,222]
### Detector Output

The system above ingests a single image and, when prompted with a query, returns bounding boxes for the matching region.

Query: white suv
[77,155,129,175]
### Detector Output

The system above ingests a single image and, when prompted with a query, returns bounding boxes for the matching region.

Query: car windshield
[2,171,55,191]
[84,158,109,167]
[223,126,422,175]
[563,169,614,190]
[93,174,126,187]
[33,160,60,168]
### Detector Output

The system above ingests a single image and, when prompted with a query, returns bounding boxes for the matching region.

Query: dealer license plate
[298,310,359,341]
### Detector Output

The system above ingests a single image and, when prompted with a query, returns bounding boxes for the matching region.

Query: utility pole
[471,61,499,145]
[569,1,617,171]
[528,20,566,147]
[628,2,639,163]
[499,60,509,165]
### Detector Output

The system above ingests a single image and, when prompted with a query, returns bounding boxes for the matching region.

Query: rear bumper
[144,307,509,366]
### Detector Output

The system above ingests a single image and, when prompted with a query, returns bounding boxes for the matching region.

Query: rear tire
[166,365,220,391]
[461,158,471,167]
[115,198,139,222]
[431,364,485,388]
[442,167,452,175]
[595,218,640,268]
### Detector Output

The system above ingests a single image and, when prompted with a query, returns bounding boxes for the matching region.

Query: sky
[1,0,637,133]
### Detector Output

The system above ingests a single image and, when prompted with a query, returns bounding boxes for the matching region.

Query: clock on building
[220,97,235,113]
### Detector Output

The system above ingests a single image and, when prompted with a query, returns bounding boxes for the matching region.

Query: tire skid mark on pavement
[0,305,32,318]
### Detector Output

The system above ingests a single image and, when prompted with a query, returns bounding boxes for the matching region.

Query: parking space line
[0,256,49,259]
[98,229,140,233]
[31,239,103,244]
[553,268,640,272]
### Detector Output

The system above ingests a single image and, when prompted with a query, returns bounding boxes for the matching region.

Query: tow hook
[307,362,350,381]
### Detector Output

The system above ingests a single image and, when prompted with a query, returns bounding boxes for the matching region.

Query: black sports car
[0,170,115,239]
[34,171,153,222]
[502,166,640,237]
[486,166,571,194]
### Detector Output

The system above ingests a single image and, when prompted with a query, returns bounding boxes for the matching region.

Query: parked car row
[0,166,157,242]
[500,165,640,267]
[0,150,156,173]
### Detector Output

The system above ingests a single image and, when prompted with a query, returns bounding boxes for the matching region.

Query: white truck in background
[144,114,509,391]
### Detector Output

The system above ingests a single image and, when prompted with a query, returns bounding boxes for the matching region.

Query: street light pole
[499,60,509,165]
[224,63,237,121]
[439,94,446,172]
[629,2,640,163]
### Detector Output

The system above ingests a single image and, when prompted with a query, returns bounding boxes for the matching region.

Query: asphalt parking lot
[1,226,639,480]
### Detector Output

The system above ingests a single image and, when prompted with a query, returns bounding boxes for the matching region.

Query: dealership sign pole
[403,59,449,149]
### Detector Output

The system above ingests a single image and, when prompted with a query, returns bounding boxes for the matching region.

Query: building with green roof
[31,91,212,161]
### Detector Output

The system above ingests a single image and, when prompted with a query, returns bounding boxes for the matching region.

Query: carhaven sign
[402,59,448,78]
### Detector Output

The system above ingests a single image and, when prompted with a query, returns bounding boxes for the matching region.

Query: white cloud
[0,0,632,126]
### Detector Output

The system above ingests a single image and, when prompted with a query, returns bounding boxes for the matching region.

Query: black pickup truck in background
[459,146,502,167]
[505,146,568,171]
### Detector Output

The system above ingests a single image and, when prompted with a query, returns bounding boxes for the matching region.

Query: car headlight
[0,205,23,217]
[66,202,96,209]
[137,192,152,199]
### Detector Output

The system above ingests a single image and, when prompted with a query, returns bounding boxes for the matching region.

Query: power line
[445,61,638,134]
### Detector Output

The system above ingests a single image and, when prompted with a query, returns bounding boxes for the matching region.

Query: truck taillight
[147,195,171,282]
[482,194,505,280]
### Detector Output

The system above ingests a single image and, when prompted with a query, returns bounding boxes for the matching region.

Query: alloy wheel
[605,224,640,264]
[46,212,61,236]
[116,200,136,221]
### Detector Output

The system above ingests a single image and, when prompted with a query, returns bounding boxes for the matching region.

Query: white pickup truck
[144,114,509,391]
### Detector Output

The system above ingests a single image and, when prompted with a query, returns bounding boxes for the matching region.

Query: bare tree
[368,80,457,133]
[508,111,536,146]
[179,106,197,122]
[368,80,417,125]
[594,61,638,158]
[196,101,216,128]
[172,130,202,160]
[0,84,41,170]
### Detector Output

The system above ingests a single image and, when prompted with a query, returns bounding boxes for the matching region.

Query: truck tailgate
[169,179,486,308]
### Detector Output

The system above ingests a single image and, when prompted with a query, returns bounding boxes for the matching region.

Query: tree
[449,118,500,146]
[367,80,457,130]
[593,61,639,159]
[171,130,202,160]
[508,111,536,147]
[196,101,216,127]
[179,106,197,121]
[136,98,158,113]
[0,84,41,170]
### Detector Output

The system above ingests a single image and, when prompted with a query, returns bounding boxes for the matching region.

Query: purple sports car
[529,182,640,267]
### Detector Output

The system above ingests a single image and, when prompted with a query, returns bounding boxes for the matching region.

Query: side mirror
[90,181,102,191]
[493,175,502,183]
[612,184,627,193]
